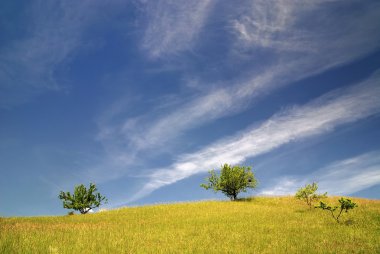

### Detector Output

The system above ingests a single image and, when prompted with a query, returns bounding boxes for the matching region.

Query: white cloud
[0,1,110,108]
[141,0,215,58]
[232,0,380,83]
[260,178,298,196]
[128,71,380,202]
[100,0,380,158]
[90,0,380,189]
[260,151,380,196]
[233,0,380,54]
[233,0,301,50]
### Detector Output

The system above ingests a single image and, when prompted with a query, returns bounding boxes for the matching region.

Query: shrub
[315,197,358,223]
[295,182,327,208]
[59,183,107,214]
[201,163,257,201]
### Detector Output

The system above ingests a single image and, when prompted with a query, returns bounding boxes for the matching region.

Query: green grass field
[1,196,379,253]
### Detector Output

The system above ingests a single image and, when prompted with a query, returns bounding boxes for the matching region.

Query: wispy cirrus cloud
[233,0,302,51]
[99,0,380,158]
[140,0,215,59]
[127,70,380,202]
[260,151,380,196]
[86,0,380,193]
[0,1,113,108]
[233,0,380,53]
[232,0,341,51]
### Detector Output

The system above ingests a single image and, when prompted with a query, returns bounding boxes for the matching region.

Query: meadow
[0,196,379,253]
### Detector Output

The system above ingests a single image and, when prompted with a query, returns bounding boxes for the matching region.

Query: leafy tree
[315,197,358,223]
[59,183,107,214]
[201,163,257,201]
[295,182,327,208]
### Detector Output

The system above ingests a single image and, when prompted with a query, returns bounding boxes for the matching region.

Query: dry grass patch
[0,196,379,253]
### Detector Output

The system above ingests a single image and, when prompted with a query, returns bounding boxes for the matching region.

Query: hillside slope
[1,196,379,253]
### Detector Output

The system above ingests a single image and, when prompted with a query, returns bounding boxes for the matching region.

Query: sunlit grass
[1,196,379,253]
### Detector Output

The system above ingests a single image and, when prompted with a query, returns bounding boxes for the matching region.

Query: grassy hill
[1,196,379,253]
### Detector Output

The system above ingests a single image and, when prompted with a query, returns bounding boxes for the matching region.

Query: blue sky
[1,0,380,216]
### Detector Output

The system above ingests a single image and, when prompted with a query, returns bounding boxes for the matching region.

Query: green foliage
[59,183,107,214]
[315,197,358,223]
[201,163,257,200]
[295,182,327,208]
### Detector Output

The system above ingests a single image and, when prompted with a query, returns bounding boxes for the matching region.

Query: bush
[201,163,257,201]
[315,197,358,223]
[295,182,327,208]
[59,183,107,214]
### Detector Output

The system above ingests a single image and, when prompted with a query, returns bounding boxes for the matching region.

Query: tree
[295,182,327,208]
[201,163,257,201]
[315,197,358,223]
[59,183,107,214]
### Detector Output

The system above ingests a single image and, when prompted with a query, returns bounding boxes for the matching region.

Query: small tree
[295,182,327,208]
[201,163,257,201]
[315,197,358,223]
[59,183,107,214]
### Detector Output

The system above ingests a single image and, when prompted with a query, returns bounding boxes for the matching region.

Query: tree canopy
[295,182,327,208]
[315,197,358,223]
[59,183,107,214]
[201,163,257,200]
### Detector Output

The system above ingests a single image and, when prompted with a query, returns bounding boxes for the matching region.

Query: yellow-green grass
[1,196,379,253]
